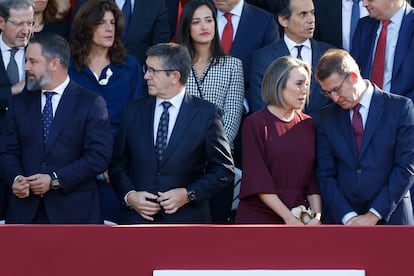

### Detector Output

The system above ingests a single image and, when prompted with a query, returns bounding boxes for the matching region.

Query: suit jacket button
[41,162,47,167]
[356,169,362,174]
[156,172,161,176]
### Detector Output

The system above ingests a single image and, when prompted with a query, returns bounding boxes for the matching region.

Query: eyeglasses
[7,19,35,28]
[320,73,349,97]
[143,65,176,75]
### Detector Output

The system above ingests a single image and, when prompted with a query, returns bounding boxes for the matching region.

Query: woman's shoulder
[218,55,243,66]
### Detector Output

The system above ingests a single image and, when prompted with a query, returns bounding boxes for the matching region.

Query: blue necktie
[155,101,172,162]
[122,0,132,39]
[42,92,56,144]
[6,48,19,85]
[350,0,360,48]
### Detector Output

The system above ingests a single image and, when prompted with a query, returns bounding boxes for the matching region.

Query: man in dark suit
[314,0,368,51]
[73,0,170,65]
[351,0,414,101]
[0,33,113,224]
[315,49,414,225]
[213,0,279,94]
[351,0,414,210]
[248,0,333,121]
[109,43,234,223]
[0,0,34,220]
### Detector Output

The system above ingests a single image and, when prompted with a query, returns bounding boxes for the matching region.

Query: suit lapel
[392,6,414,80]
[144,97,158,163]
[231,3,251,55]
[28,90,44,150]
[159,94,196,166]
[359,89,384,158]
[43,82,79,155]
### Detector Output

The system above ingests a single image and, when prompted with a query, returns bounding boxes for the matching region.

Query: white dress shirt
[284,35,312,66]
[153,89,186,145]
[216,0,244,40]
[41,76,70,117]
[372,2,405,93]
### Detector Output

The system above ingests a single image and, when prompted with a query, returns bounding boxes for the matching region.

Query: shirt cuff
[342,211,358,224]
[369,208,382,220]
[124,190,136,206]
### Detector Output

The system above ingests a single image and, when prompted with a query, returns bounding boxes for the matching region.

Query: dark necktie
[295,45,304,60]
[6,48,19,85]
[371,20,391,89]
[42,92,56,144]
[222,13,233,54]
[352,104,363,154]
[122,0,132,39]
[350,0,360,49]
[155,101,172,162]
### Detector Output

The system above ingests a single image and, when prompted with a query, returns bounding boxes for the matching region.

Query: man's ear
[278,15,289,28]
[0,17,5,30]
[348,71,359,84]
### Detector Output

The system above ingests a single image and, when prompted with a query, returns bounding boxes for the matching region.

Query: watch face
[51,180,60,189]
[188,191,196,201]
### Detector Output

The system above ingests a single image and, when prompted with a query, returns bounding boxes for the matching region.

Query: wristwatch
[50,172,61,190]
[187,190,196,202]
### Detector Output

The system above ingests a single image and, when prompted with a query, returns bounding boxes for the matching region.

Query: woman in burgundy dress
[235,56,322,225]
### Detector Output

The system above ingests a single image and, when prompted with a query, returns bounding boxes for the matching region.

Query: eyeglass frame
[320,73,350,97]
[6,19,35,28]
[143,65,177,75]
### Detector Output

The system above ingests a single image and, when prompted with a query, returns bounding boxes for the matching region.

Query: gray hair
[146,43,192,85]
[0,0,34,21]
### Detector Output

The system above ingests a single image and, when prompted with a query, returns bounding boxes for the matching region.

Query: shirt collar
[42,76,70,96]
[388,1,406,27]
[156,88,186,109]
[284,34,311,51]
[217,0,244,18]
[0,33,24,53]
[359,80,374,110]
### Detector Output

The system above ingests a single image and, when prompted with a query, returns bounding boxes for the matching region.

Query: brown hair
[71,0,126,72]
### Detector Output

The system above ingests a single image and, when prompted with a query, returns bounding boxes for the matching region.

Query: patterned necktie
[350,0,360,49]
[122,0,132,39]
[222,13,233,54]
[155,101,172,162]
[352,104,363,154]
[295,45,304,60]
[6,48,19,85]
[42,92,56,144]
[371,20,391,89]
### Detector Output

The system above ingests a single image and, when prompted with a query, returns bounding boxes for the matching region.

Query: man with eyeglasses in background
[109,43,234,224]
[0,0,34,222]
[315,48,414,225]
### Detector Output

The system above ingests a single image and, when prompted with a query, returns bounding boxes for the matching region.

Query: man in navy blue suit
[109,43,234,223]
[351,0,414,101]
[248,0,333,122]
[0,33,113,223]
[351,0,414,210]
[315,49,414,225]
